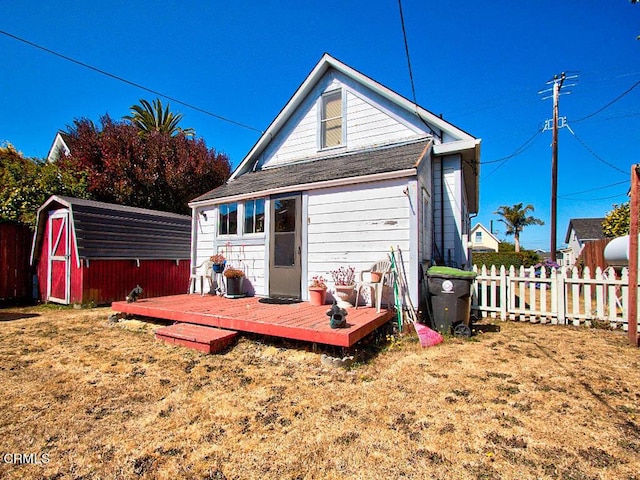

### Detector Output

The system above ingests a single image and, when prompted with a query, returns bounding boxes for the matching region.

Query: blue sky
[2,1,639,251]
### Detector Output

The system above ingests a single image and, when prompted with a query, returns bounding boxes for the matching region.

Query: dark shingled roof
[191,139,431,203]
[565,218,606,243]
[32,196,191,262]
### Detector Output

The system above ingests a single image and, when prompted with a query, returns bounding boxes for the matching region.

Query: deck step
[155,323,238,354]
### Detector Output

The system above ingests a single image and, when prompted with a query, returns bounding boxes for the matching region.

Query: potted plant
[369,271,383,283]
[331,266,356,307]
[308,276,328,306]
[223,267,245,297]
[210,253,226,273]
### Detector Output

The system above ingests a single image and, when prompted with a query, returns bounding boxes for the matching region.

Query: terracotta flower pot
[370,271,382,283]
[308,287,327,306]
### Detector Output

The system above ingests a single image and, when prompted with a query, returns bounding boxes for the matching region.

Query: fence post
[622,268,630,331]
[500,265,507,320]
[490,265,497,319]
[556,267,567,325]
[595,267,605,322]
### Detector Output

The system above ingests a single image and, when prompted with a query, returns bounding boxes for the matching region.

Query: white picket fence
[471,265,636,330]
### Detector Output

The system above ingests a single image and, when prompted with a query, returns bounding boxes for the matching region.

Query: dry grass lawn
[0,305,639,479]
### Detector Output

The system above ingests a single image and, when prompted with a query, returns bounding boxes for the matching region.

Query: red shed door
[47,211,71,304]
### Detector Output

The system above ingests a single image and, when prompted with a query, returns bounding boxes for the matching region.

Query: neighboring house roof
[564,218,606,244]
[192,53,480,210]
[31,195,191,265]
[470,223,500,245]
[47,131,71,163]
[191,139,431,203]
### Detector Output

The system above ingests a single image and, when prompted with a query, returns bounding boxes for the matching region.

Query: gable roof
[47,131,71,163]
[564,218,606,244]
[191,139,431,204]
[470,223,500,244]
[31,196,191,265]
[230,53,479,181]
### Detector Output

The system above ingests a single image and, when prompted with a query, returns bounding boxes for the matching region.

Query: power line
[0,29,263,134]
[479,128,543,180]
[573,79,640,124]
[565,123,628,175]
[557,192,628,202]
[559,180,628,198]
[397,0,417,106]
[395,1,438,138]
[480,128,543,165]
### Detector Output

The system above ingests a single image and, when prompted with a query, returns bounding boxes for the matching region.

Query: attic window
[320,90,343,149]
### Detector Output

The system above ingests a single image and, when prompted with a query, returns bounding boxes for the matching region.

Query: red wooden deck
[112,294,394,347]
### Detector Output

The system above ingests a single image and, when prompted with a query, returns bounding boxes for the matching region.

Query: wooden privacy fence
[471,264,636,330]
[0,223,33,303]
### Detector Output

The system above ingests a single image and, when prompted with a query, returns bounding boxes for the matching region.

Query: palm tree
[495,203,544,252]
[124,98,195,137]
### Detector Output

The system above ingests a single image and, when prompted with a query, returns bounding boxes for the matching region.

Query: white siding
[345,90,417,150]
[260,97,319,167]
[433,155,466,268]
[260,70,427,169]
[191,205,268,295]
[306,178,413,306]
[220,242,266,296]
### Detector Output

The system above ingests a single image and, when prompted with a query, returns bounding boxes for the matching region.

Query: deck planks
[112,294,394,347]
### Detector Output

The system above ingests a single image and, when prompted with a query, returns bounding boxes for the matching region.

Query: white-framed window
[244,198,265,234]
[218,202,238,235]
[320,89,343,149]
[475,231,482,242]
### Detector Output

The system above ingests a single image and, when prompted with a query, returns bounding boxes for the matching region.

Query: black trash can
[426,266,477,336]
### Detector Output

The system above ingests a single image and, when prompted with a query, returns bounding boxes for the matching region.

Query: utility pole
[550,73,565,262]
[540,72,576,261]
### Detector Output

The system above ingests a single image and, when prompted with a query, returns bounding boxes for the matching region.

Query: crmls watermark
[2,453,50,465]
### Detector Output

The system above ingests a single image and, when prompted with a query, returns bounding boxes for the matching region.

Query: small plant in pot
[331,266,356,307]
[210,253,226,273]
[308,276,328,306]
[223,267,245,297]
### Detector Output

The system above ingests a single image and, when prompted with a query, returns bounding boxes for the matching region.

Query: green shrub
[472,250,540,269]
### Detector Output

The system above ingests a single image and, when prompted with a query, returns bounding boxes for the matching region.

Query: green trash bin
[426,266,477,336]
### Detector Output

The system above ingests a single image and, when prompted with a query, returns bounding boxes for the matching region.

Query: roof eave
[434,139,481,214]
[189,168,417,208]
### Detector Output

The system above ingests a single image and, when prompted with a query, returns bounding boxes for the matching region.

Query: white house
[470,223,500,252]
[188,54,481,308]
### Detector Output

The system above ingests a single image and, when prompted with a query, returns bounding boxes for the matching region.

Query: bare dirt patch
[0,305,639,479]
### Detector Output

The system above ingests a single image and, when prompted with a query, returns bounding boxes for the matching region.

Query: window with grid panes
[320,90,342,149]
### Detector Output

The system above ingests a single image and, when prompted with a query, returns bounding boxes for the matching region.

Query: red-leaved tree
[59,115,231,214]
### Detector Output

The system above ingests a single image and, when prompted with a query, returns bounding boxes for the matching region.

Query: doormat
[258,296,303,305]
